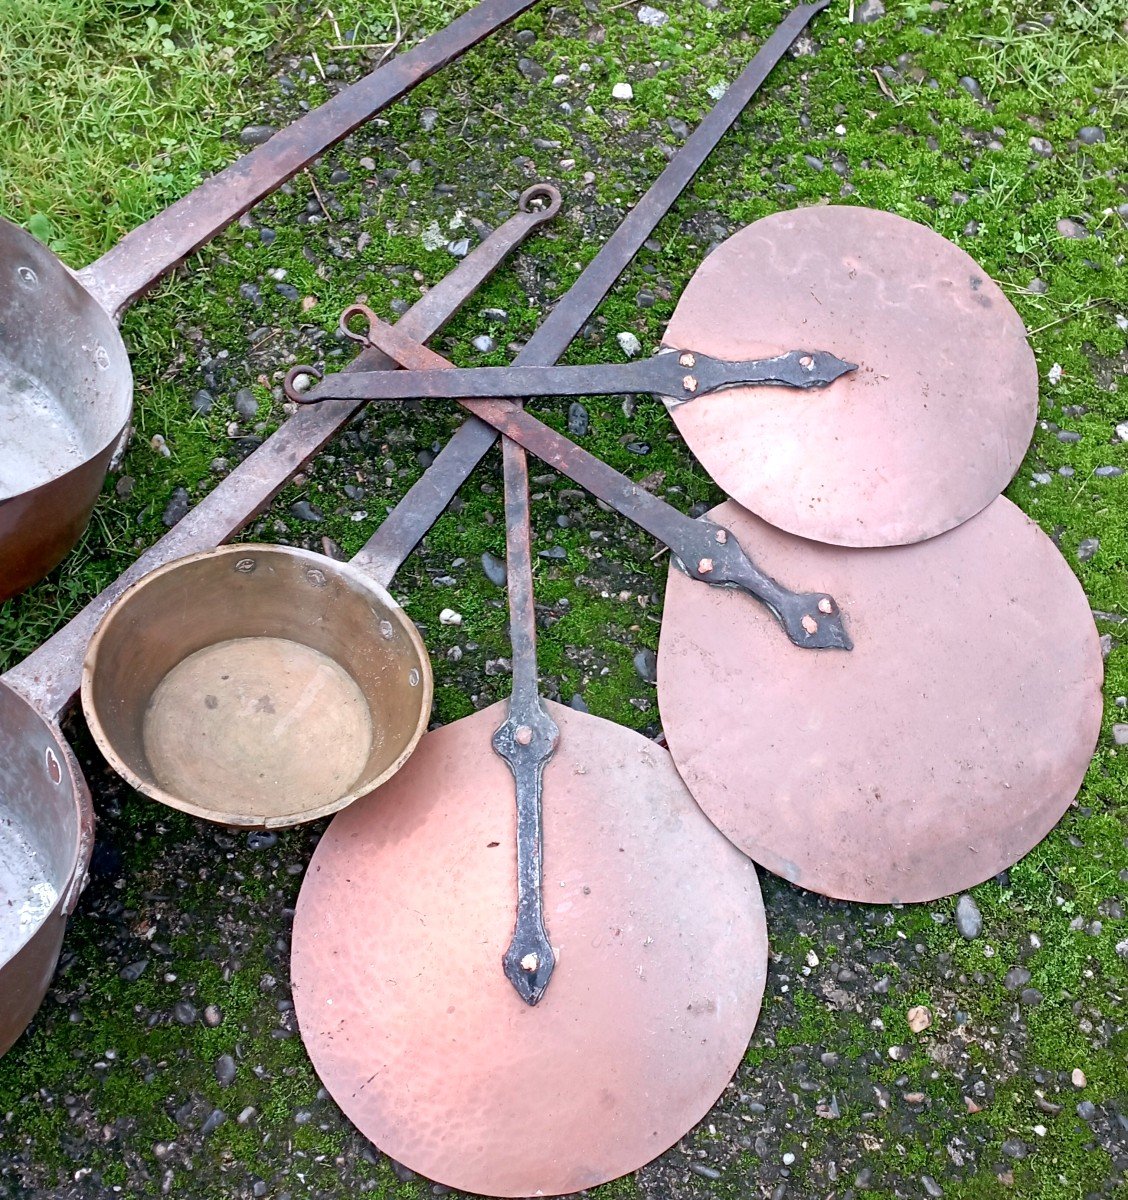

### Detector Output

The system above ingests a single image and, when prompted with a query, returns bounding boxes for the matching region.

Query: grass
[1,0,1127,1197]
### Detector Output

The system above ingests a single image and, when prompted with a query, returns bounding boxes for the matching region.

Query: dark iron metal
[284,346,857,404]
[492,438,558,1006]
[0,194,550,1058]
[353,0,833,574]
[0,0,537,604]
[341,314,852,651]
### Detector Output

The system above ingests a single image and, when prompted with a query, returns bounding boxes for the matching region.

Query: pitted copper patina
[662,206,1039,548]
[292,703,768,1198]
[657,496,1103,904]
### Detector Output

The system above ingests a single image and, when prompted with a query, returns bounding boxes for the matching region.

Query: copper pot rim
[0,691,94,969]
[80,543,434,829]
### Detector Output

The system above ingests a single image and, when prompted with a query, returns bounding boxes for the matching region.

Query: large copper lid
[292,701,767,1197]
[662,206,1038,547]
[657,496,1103,904]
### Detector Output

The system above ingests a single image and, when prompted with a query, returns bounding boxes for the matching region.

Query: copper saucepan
[0,0,533,602]
[82,542,432,828]
[0,186,557,1058]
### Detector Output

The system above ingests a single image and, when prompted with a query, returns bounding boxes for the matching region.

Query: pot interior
[0,684,79,965]
[0,217,131,501]
[83,546,432,827]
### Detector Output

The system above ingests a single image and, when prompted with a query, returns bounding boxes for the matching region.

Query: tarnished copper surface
[82,545,432,829]
[0,685,93,1057]
[0,196,545,1059]
[0,0,534,604]
[662,206,1038,547]
[658,497,1103,904]
[293,702,767,1197]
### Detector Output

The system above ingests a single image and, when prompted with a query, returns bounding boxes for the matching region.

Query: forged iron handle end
[284,364,323,403]
[680,523,852,651]
[503,927,557,1005]
[493,710,560,1007]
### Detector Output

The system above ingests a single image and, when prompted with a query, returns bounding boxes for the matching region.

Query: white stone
[617,331,642,357]
[439,609,463,626]
[612,82,633,101]
[637,5,669,25]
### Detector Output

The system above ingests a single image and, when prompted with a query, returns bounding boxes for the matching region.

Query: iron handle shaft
[361,315,852,651]
[4,191,557,720]
[76,0,537,321]
[291,347,856,404]
[355,0,833,574]
[494,419,558,1005]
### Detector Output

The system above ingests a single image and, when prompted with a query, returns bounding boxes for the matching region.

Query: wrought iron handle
[285,347,857,404]
[492,705,559,1006]
[331,312,853,652]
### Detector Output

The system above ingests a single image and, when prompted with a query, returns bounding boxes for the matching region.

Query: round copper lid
[662,205,1038,547]
[657,496,1103,904]
[292,701,768,1197]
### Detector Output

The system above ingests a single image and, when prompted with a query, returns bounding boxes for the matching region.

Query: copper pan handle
[2,186,559,723]
[74,0,537,322]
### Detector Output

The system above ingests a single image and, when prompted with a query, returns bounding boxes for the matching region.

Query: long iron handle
[288,347,857,403]
[360,315,852,651]
[76,0,537,321]
[492,437,558,1006]
[354,0,832,575]
[4,190,559,721]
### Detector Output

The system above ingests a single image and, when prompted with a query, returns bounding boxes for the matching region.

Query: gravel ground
[1,1,1126,1198]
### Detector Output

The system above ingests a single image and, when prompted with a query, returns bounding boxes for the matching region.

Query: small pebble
[907,1005,932,1033]
[439,609,462,626]
[955,893,983,939]
[290,500,324,523]
[174,1001,197,1026]
[203,1005,222,1027]
[1111,724,1128,746]
[689,1164,721,1181]
[959,76,985,100]
[234,387,258,419]
[1077,538,1099,563]
[472,335,496,353]
[1072,1068,1087,1088]
[637,5,668,25]
[239,124,275,146]
[1077,126,1105,144]
[617,331,642,357]
[201,1109,226,1136]
[1056,218,1087,239]
[191,389,214,415]
[633,649,658,684]
[119,960,149,982]
[568,401,590,437]
[215,1055,236,1088]
[611,82,634,101]
[162,488,190,527]
[481,551,507,587]
[853,0,885,22]
[922,1177,944,1197]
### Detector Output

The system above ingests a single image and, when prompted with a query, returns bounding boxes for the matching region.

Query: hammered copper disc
[658,496,1103,904]
[292,701,767,1198]
[662,206,1038,547]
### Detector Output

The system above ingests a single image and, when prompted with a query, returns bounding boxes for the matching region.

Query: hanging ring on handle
[338,302,382,344]
[283,364,324,403]
[518,182,562,219]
